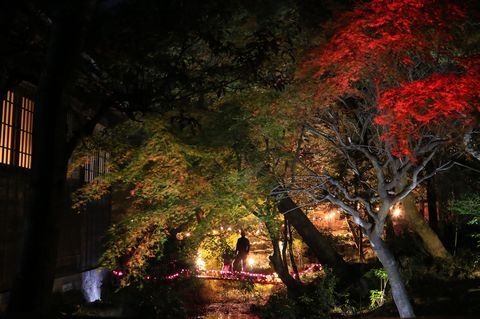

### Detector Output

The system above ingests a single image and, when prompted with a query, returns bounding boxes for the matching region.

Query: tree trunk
[8,1,95,316]
[397,176,450,260]
[368,234,415,318]
[269,239,303,296]
[426,177,438,231]
[286,219,300,279]
[385,213,396,241]
[261,215,303,295]
[401,193,451,260]
[277,195,353,282]
[464,128,480,161]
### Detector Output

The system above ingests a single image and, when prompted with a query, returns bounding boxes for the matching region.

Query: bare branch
[324,195,372,233]
[346,144,387,198]
[324,175,377,222]
[392,151,439,202]
[304,123,336,145]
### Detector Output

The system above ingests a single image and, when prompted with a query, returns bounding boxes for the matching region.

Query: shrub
[257,272,337,319]
[101,277,200,318]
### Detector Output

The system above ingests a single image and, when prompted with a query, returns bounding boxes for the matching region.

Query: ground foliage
[450,193,480,248]
[256,271,337,319]
[100,276,204,319]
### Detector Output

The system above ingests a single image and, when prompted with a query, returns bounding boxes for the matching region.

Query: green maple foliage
[72,89,291,284]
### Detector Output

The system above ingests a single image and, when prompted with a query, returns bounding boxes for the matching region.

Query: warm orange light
[196,256,206,270]
[392,207,402,218]
[0,91,14,165]
[19,96,34,168]
[0,91,34,168]
[325,210,337,221]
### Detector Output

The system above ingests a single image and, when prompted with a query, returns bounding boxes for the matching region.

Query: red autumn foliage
[375,58,480,156]
[303,0,478,157]
[304,0,464,98]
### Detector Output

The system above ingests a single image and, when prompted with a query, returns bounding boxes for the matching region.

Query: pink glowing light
[164,263,322,285]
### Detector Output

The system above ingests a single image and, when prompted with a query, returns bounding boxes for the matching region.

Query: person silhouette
[233,230,250,272]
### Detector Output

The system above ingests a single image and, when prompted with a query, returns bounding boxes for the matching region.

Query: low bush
[256,273,336,319]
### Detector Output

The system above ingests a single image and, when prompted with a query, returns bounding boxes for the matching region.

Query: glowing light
[164,264,321,285]
[82,269,107,303]
[113,270,124,277]
[185,232,191,237]
[220,226,224,231]
[325,210,337,221]
[196,256,206,270]
[227,226,232,231]
[392,207,402,218]
[247,257,255,267]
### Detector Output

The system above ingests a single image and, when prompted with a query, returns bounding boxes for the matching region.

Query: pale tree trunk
[401,193,451,260]
[369,234,415,318]
[464,128,480,161]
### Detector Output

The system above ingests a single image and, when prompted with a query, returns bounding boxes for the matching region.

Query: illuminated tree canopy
[376,62,480,156]
[303,0,479,157]
[72,89,289,283]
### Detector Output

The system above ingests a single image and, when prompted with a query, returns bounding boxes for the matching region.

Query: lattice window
[18,96,34,168]
[84,151,109,183]
[0,91,15,165]
[0,90,35,169]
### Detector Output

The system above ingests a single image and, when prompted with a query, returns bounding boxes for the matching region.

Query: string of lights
[159,263,323,285]
[112,263,323,286]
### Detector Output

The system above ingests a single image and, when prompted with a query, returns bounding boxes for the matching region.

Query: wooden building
[0,85,111,297]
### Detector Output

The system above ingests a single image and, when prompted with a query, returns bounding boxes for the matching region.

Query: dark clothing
[234,236,250,271]
[235,236,250,255]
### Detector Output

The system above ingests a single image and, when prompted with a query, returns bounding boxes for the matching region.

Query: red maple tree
[303,0,478,157]
[295,2,478,316]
